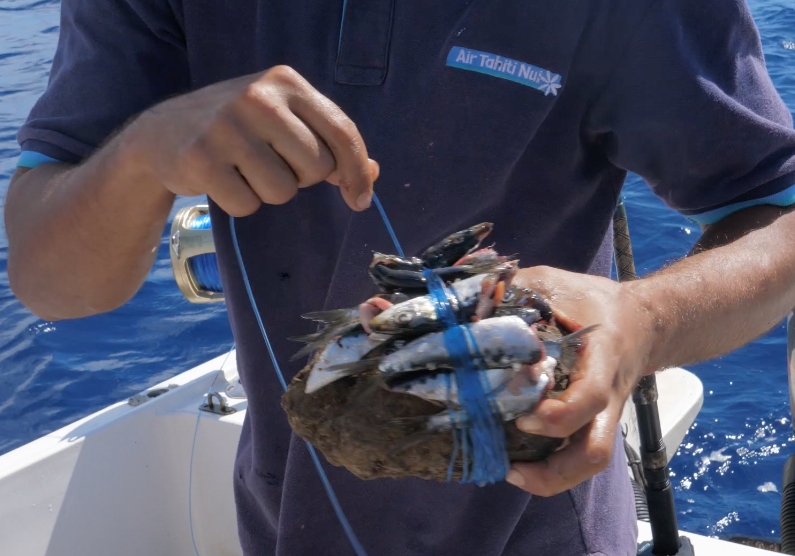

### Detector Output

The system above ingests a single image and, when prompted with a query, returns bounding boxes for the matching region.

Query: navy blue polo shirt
[17,0,795,554]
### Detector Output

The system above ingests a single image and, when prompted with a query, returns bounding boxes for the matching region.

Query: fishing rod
[781,313,795,554]
[613,200,695,556]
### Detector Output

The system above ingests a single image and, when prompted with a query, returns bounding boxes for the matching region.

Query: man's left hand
[504,266,653,496]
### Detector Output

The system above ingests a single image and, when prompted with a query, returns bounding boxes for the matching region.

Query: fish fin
[305,360,381,394]
[301,308,356,324]
[362,330,425,359]
[289,322,365,360]
[304,366,356,394]
[543,324,599,359]
[289,341,325,362]
[325,357,381,375]
[287,332,323,344]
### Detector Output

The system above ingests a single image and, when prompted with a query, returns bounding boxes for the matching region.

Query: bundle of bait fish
[281,223,595,482]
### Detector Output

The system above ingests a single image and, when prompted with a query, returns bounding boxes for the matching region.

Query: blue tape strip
[17,151,61,169]
[686,183,795,226]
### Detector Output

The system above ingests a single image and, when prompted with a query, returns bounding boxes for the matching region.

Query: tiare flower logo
[538,71,562,96]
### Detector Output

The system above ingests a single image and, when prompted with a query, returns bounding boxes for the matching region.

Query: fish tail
[301,308,356,324]
[289,322,363,360]
[289,341,326,362]
[288,332,323,344]
[305,361,380,394]
[543,324,600,358]
[325,357,381,375]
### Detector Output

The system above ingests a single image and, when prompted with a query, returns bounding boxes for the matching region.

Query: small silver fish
[369,273,506,334]
[304,332,386,394]
[377,315,545,378]
[316,318,594,393]
[426,373,551,431]
[390,356,557,405]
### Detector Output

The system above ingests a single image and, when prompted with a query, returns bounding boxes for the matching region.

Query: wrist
[98,112,174,203]
[620,279,666,375]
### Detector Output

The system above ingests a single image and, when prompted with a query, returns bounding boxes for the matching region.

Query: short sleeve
[17,0,190,163]
[588,0,795,225]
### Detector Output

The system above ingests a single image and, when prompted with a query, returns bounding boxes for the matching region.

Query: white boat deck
[0,352,770,555]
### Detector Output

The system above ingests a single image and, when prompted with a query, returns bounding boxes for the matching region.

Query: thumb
[326,159,380,210]
[513,266,560,298]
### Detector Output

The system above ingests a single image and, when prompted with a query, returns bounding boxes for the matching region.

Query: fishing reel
[169,204,225,303]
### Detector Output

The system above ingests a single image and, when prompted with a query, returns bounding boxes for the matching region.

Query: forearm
[628,206,795,373]
[5,131,174,320]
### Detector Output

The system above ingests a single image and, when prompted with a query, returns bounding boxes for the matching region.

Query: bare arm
[507,203,795,495]
[5,66,378,321]
[5,138,173,321]
[634,204,795,373]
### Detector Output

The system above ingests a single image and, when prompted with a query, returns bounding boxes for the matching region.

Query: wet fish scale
[380,315,543,377]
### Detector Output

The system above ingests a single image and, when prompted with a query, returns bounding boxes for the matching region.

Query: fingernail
[517,415,543,433]
[357,192,372,210]
[505,470,525,488]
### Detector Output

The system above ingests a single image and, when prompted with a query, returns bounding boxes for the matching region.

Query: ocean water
[1,0,794,542]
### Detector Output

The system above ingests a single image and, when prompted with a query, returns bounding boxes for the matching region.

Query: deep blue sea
[1,0,795,543]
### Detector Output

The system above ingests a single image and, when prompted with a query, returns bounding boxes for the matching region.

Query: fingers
[172,65,379,213]
[175,140,261,217]
[285,76,374,211]
[506,400,620,496]
[250,109,336,189]
[516,340,613,438]
[200,166,262,217]
[236,143,300,206]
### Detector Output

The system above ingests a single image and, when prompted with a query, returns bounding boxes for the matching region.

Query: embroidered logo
[446,46,562,96]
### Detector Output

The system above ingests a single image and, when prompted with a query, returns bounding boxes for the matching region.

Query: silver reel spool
[170,204,224,304]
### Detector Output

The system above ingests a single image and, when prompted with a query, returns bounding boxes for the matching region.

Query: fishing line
[230,213,369,556]
[372,194,405,257]
[188,344,236,556]
[225,191,506,555]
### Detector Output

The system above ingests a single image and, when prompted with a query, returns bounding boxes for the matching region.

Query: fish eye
[396,310,413,324]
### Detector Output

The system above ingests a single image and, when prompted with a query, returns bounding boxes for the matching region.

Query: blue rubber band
[422,269,510,485]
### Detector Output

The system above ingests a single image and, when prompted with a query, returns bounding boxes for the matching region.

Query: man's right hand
[7,66,377,320]
[128,65,379,215]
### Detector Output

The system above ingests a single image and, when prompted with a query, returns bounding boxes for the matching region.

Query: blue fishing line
[230,214,369,556]
[423,269,510,485]
[186,214,223,293]
[372,193,405,257]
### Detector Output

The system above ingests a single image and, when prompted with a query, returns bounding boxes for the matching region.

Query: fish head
[368,297,437,333]
[370,252,423,271]
[421,222,494,268]
[469,222,494,242]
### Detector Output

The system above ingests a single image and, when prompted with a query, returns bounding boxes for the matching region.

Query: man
[5,0,795,553]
